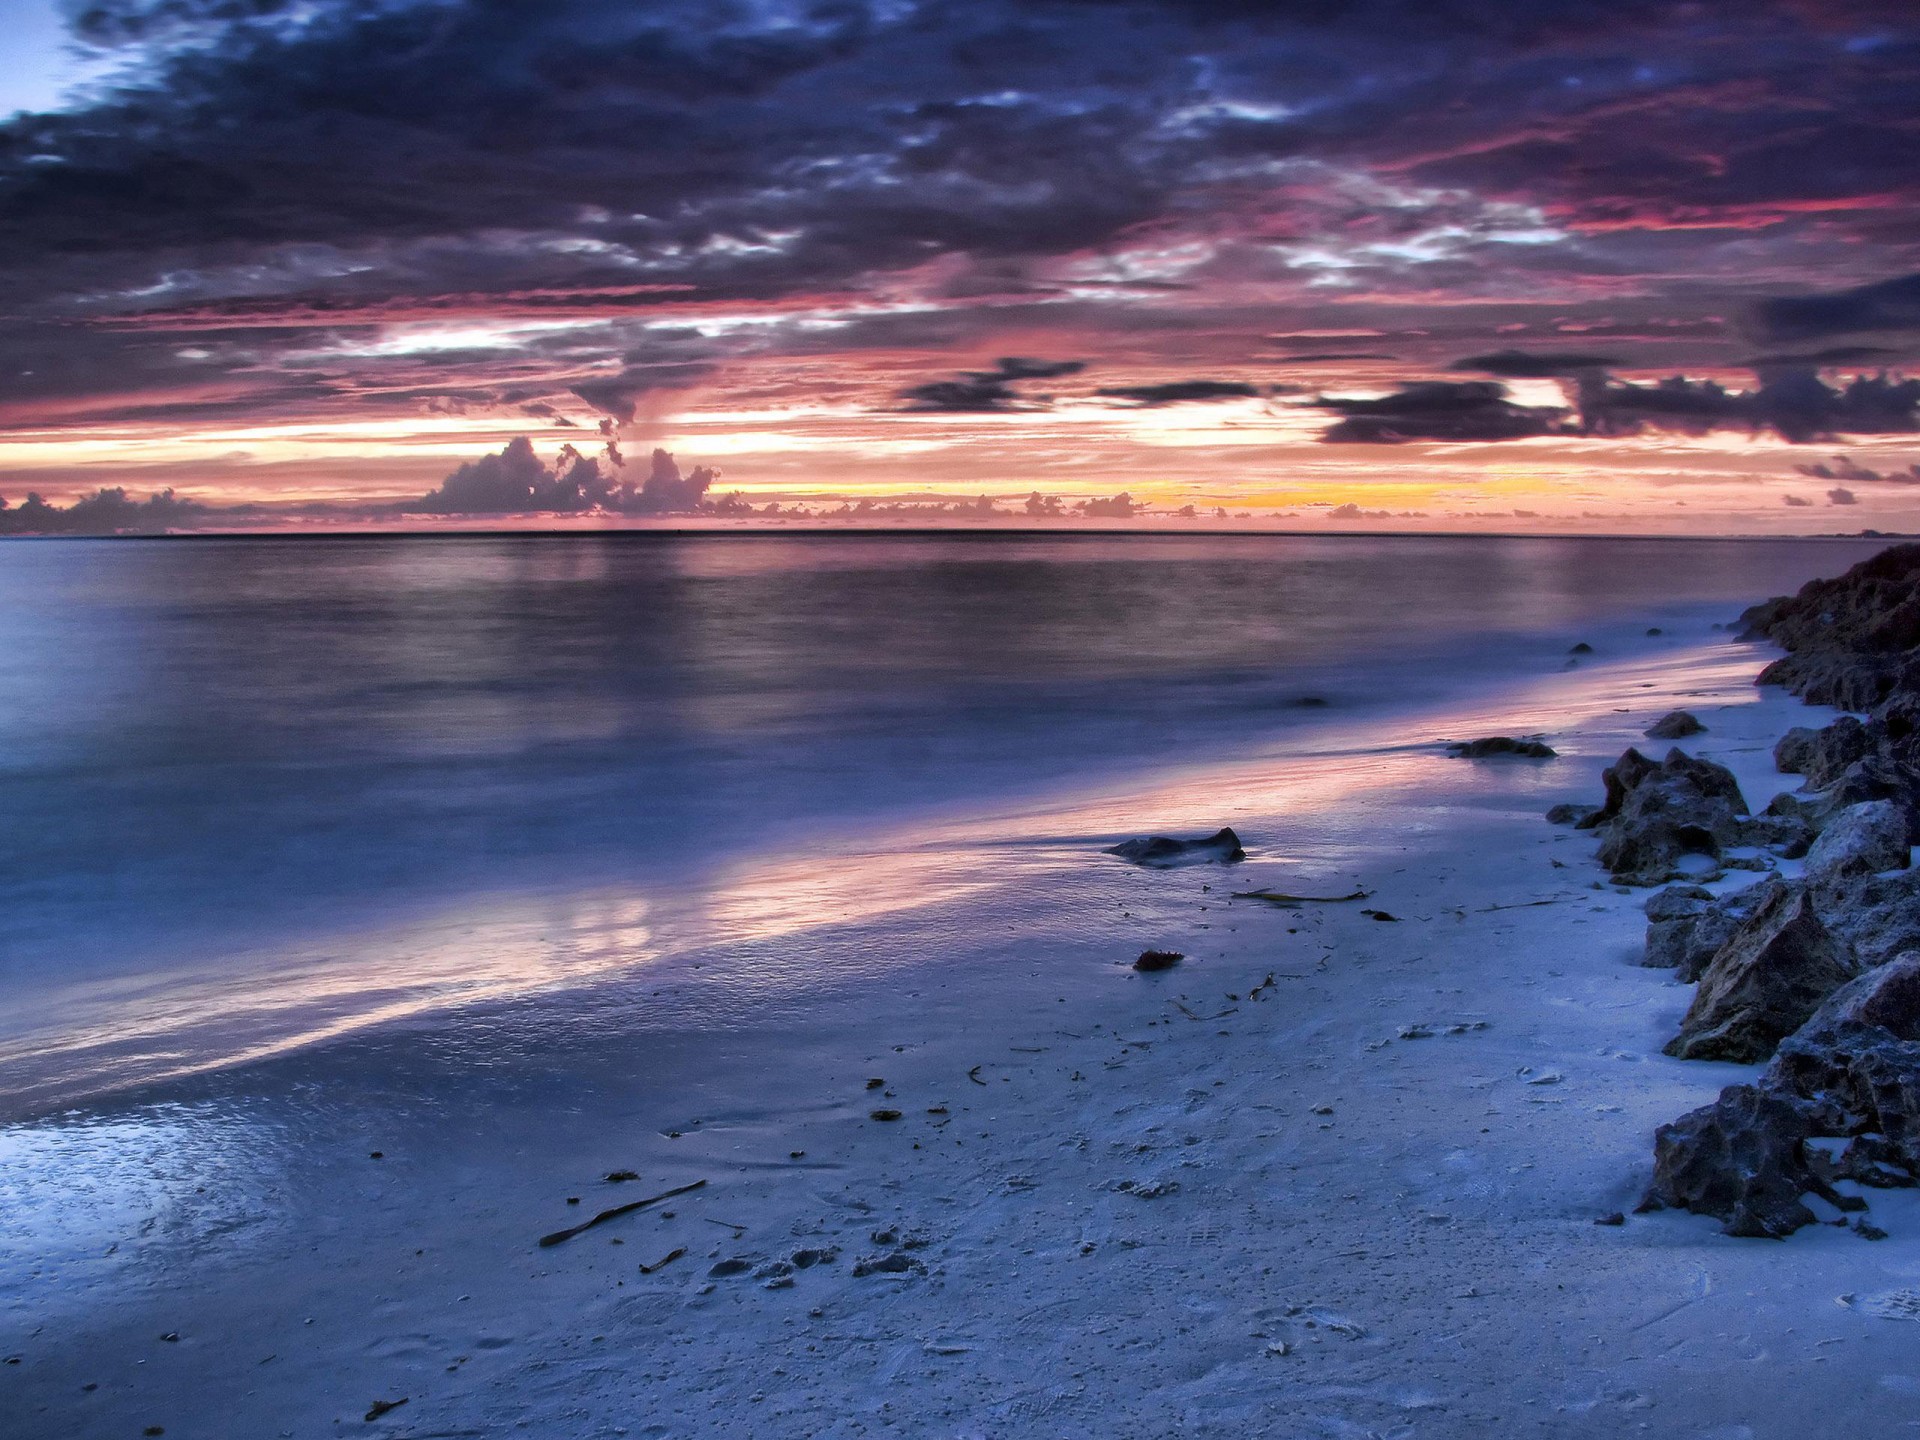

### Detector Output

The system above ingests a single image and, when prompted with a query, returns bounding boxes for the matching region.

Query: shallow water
[0,531,1878,1111]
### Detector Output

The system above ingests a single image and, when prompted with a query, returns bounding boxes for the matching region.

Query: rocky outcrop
[1805,800,1910,884]
[1447,736,1556,758]
[1646,710,1705,740]
[1616,549,1920,1237]
[1644,955,1920,1238]
[1643,883,1757,980]
[1775,717,1872,789]
[1637,1083,1841,1238]
[1105,827,1245,867]
[1575,747,1795,885]
[1663,878,1859,1063]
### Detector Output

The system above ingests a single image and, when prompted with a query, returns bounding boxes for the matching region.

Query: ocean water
[0,531,1879,1111]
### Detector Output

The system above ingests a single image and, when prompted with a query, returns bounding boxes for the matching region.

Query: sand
[8,621,1920,1439]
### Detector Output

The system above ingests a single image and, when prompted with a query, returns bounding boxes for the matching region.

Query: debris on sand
[537,1179,708,1248]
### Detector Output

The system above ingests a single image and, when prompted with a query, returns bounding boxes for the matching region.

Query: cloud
[1747,346,1910,369]
[1078,492,1141,517]
[413,437,720,515]
[1755,274,1920,344]
[1794,454,1920,484]
[1576,369,1920,443]
[1095,380,1261,405]
[899,357,1086,413]
[1783,494,1813,506]
[1318,381,1563,444]
[1829,486,1859,505]
[0,486,207,535]
[1451,349,1618,377]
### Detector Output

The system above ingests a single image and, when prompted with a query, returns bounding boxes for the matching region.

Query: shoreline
[9,580,1920,1437]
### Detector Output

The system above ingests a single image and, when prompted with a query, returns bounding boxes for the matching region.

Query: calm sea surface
[0,531,1880,1105]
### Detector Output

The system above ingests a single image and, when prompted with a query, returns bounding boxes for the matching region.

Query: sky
[0,0,1918,531]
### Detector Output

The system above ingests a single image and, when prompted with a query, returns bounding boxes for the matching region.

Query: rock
[1643,884,1751,979]
[1570,642,1594,654]
[1799,951,1920,1040]
[1665,879,1860,1062]
[1637,1083,1833,1238]
[1105,827,1245,867]
[1770,1023,1920,1178]
[1133,949,1184,972]
[1448,736,1556,759]
[1775,717,1872,788]
[1546,801,1598,826]
[1646,710,1706,740]
[1805,800,1910,883]
[1581,747,1760,885]
[1815,866,1920,970]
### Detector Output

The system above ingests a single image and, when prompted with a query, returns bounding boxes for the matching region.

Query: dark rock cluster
[1575,547,1920,1236]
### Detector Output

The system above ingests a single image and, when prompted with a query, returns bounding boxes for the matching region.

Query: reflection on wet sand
[0,640,1765,1114]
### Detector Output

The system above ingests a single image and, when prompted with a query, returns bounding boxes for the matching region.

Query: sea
[0,530,1880,1114]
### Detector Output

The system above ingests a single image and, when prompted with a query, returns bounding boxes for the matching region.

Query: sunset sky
[1,0,1918,531]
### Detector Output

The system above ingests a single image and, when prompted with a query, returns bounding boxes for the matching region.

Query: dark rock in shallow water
[1645,710,1706,740]
[1665,878,1859,1063]
[1545,801,1598,826]
[1448,736,1556,759]
[1105,827,1245,867]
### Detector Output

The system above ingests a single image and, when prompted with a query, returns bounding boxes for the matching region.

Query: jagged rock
[1775,717,1872,789]
[1579,747,1757,885]
[1799,951,1920,1039]
[1646,710,1706,740]
[1665,879,1859,1062]
[1643,883,1754,979]
[1637,1083,1835,1238]
[1448,736,1556,758]
[1805,800,1910,883]
[1546,801,1598,825]
[1105,827,1245,867]
[1744,545,1920,711]
[1813,866,1920,970]
[1770,1024,1920,1178]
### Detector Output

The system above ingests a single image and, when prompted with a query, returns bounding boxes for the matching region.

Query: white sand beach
[8,620,1920,1440]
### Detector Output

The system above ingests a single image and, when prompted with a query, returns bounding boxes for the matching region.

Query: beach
[9,542,1920,1438]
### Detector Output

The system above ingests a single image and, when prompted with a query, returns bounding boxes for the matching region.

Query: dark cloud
[899,357,1086,413]
[1755,274,1920,345]
[1830,486,1859,505]
[1747,346,1910,369]
[1266,352,1399,364]
[0,0,1916,467]
[1783,494,1813,506]
[1795,456,1920,485]
[1318,380,1563,444]
[1576,369,1920,444]
[1095,380,1261,405]
[1451,349,1618,377]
